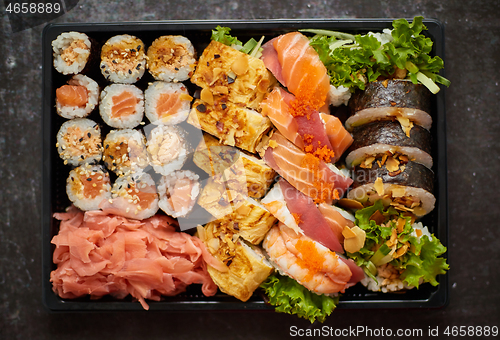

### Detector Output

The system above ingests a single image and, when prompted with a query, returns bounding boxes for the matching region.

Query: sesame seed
[86,178,92,181]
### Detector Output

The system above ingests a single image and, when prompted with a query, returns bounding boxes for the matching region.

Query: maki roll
[101,172,159,220]
[56,118,102,166]
[100,35,146,83]
[144,81,192,125]
[52,32,91,75]
[99,84,144,128]
[346,79,432,131]
[158,170,200,218]
[55,74,99,119]
[348,160,435,216]
[66,164,111,211]
[346,120,433,169]
[146,35,197,82]
[102,129,149,175]
[145,125,191,175]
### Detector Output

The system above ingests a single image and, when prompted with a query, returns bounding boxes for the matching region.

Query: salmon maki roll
[100,35,146,83]
[158,170,200,218]
[56,118,102,166]
[145,125,191,175]
[102,129,149,175]
[99,84,144,128]
[66,164,111,211]
[101,172,159,220]
[146,35,197,82]
[52,32,91,75]
[144,81,192,125]
[55,75,99,119]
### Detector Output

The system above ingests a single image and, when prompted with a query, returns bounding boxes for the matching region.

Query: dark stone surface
[1,0,499,339]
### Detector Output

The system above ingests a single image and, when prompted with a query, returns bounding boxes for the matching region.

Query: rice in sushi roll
[100,35,146,83]
[102,129,149,175]
[55,74,99,119]
[52,32,91,75]
[144,81,192,125]
[158,170,200,218]
[146,35,197,82]
[66,164,111,211]
[56,118,102,166]
[101,172,159,220]
[99,84,144,128]
[145,125,191,175]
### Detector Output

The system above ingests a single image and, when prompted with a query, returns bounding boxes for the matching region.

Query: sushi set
[42,19,449,316]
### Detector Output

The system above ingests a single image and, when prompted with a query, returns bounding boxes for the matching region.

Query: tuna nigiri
[278,179,344,253]
[261,88,344,162]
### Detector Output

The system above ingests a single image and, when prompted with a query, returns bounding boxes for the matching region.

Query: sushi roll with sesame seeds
[100,35,146,84]
[100,172,159,220]
[55,74,99,119]
[56,118,102,166]
[144,81,192,125]
[146,35,197,82]
[158,170,200,218]
[102,129,149,176]
[99,84,144,128]
[52,32,91,75]
[66,164,111,211]
[145,125,191,175]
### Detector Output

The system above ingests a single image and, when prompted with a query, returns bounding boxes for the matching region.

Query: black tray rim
[41,18,448,312]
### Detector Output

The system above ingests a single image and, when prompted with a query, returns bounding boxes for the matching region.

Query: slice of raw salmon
[260,88,304,149]
[263,133,353,203]
[56,85,88,107]
[167,177,195,214]
[111,91,138,118]
[271,32,330,105]
[156,93,183,119]
[320,112,354,163]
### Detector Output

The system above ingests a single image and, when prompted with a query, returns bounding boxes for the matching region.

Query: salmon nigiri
[262,32,330,106]
[262,132,352,203]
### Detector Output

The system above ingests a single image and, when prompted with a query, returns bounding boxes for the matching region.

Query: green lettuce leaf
[211,25,242,46]
[347,199,448,288]
[305,16,450,92]
[211,26,264,57]
[398,235,449,288]
[260,274,338,323]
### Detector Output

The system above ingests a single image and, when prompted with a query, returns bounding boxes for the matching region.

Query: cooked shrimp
[263,223,352,294]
